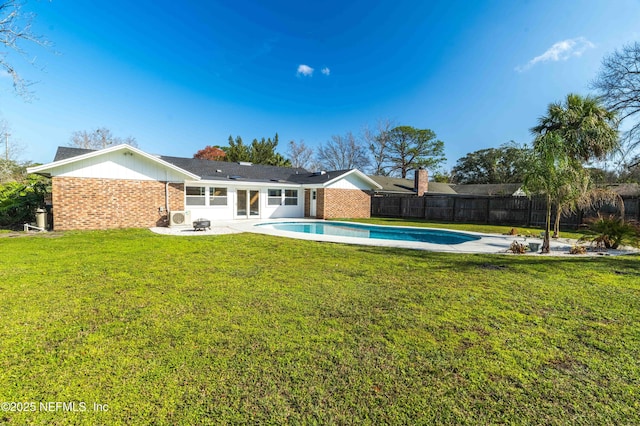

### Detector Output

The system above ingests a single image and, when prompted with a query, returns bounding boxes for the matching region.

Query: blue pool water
[256,221,481,245]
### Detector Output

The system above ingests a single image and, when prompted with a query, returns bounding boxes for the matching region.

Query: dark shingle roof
[159,155,309,182]
[54,146,96,162]
[51,146,358,184]
[286,169,354,185]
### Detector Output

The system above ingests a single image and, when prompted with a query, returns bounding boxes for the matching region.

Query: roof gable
[28,145,200,180]
[290,169,381,189]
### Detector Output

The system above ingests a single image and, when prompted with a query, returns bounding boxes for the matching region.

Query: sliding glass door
[236,189,260,218]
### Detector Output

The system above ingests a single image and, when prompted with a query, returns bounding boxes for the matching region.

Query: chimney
[414,168,428,196]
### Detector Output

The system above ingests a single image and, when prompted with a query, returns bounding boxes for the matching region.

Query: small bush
[508,240,528,254]
[581,214,640,249]
[569,245,587,255]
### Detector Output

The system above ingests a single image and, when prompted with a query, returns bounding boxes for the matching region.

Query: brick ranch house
[28,144,382,230]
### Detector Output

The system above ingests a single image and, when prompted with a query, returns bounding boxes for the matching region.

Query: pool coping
[151,218,638,256]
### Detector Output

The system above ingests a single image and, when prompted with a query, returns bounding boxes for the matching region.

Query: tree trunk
[542,194,551,254]
[553,208,562,238]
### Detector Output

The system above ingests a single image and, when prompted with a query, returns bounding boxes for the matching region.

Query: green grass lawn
[1,229,639,424]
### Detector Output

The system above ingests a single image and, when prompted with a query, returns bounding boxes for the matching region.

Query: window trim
[185,186,206,206]
[284,189,298,206]
[267,188,298,206]
[209,187,228,206]
[268,189,283,206]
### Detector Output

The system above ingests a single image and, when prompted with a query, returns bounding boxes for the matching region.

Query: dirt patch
[0,231,64,238]
[479,263,508,270]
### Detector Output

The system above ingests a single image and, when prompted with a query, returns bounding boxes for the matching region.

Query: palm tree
[527,94,619,253]
[531,94,619,162]
[523,135,580,253]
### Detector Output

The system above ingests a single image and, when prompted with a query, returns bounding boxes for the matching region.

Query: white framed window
[268,189,282,205]
[186,186,206,206]
[284,189,298,205]
[209,187,228,206]
[268,188,298,206]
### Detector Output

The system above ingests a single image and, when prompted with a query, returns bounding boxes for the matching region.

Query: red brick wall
[317,188,371,219]
[52,177,184,230]
[414,168,429,196]
[316,188,325,218]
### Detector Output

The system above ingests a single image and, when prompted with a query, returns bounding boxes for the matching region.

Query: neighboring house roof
[426,182,458,194]
[31,145,381,189]
[369,176,414,193]
[450,183,524,196]
[368,175,457,194]
[606,183,640,197]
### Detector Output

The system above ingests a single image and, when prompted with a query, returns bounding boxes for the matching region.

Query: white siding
[51,151,186,181]
[325,173,373,190]
[185,183,304,221]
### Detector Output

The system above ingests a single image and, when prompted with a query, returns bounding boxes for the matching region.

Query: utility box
[36,208,48,230]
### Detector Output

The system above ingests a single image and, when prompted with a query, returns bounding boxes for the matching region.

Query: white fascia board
[27,144,200,181]
[188,180,303,188]
[321,169,382,189]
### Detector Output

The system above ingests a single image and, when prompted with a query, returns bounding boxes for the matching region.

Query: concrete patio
[150,219,638,256]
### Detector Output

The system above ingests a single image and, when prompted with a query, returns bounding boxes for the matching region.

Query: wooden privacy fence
[371,194,640,229]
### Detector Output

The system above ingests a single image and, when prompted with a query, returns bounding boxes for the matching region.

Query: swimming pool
[255,221,481,245]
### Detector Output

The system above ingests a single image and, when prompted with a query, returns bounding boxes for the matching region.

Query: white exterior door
[236,189,260,218]
[310,190,317,217]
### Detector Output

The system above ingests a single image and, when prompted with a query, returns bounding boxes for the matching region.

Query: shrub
[0,176,49,229]
[508,240,528,254]
[580,214,640,249]
[569,245,587,255]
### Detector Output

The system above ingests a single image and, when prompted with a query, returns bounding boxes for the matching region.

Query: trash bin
[36,208,47,230]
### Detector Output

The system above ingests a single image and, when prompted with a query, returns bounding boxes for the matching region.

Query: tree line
[192,123,447,179]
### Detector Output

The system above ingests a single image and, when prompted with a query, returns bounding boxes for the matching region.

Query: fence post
[485,197,491,224]
[423,196,429,220]
[451,197,457,222]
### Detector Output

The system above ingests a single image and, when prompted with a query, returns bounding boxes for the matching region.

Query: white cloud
[516,37,595,72]
[296,64,314,77]
[321,67,330,76]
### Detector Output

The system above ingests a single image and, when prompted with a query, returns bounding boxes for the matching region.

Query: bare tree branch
[287,139,314,169]
[69,127,138,150]
[0,0,51,99]
[363,118,395,176]
[316,132,370,171]
[592,41,640,161]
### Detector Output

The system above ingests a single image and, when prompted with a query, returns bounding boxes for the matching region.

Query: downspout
[165,180,170,213]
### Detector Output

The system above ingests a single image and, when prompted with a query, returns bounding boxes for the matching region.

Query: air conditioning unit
[169,210,191,227]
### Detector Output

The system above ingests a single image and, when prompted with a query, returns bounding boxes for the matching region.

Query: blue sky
[2,0,640,172]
